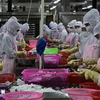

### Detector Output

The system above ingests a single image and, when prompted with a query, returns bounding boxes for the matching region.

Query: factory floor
[16,64,37,76]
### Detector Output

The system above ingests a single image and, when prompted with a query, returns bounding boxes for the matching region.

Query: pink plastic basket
[62,88,95,100]
[3,91,42,100]
[37,54,60,66]
[22,68,68,88]
[29,40,38,48]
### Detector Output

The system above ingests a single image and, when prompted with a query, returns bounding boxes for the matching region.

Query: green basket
[44,48,58,54]
[24,37,36,41]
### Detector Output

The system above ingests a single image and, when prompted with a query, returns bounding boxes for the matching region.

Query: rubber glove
[16,51,26,57]
[59,44,70,49]
[77,68,88,76]
[0,62,3,71]
[76,42,80,47]
[83,58,98,66]
[61,49,71,52]
[88,64,100,72]
[70,47,79,53]
[78,69,99,82]
[18,42,26,48]
[68,59,82,66]
[48,38,52,42]
[85,70,99,82]
[52,39,60,43]
[68,53,76,62]
[25,43,30,47]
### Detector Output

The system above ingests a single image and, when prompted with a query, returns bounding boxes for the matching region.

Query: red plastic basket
[59,57,68,65]
[3,91,42,100]
[25,47,33,51]
[58,52,71,58]
[24,36,34,38]
[0,73,15,83]
[68,72,92,84]
[82,82,100,90]
[62,88,95,100]
[90,90,100,100]
[21,68,68,88]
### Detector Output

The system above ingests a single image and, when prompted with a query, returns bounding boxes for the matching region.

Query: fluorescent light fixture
[87,5,92,8]
[46,5,49,7]
[12,4,14,8]
[50,6,56,10]
[46,10,49,13]
[73,10,76,12]
[82,7,87,10]
[54,0,61,4]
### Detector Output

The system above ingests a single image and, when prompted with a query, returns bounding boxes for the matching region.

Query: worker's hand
[68,53,76,62]
[59,44,70,49]
[87,64,100,72]
[77,68,99,82]
[16,51,27,57]
[61,48,71,53]
[77,68,88,76]
[0,61,3,71]
[84,69,99,82]
[76,42,80,47]
[48,38,52,42]
[18,42,26,48]
[69,47,79,53]
[52,39,60,43]
[83,58,98,66]
[25,43,30,47]
[68,59,82,66]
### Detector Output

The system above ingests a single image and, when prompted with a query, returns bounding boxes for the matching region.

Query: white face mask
[12,31,18,36]
[68,28,74,33]
[67,28,70,33]
[12,28,20,36]
[52,28,57,32]
[75,28,82,34]
[86,26,93,33]
[58,28,62,33]
[80,31,90,37]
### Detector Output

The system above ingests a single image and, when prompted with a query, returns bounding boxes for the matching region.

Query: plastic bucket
[3,91,42,100]
[82,82,100,90]
[90,90,100,100]
[62,88,95,100]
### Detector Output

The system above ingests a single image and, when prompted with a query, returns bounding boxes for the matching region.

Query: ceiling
[17,0,52,3]
[2,0,100,12]
[17,0,100,3]
[16,0,100,9]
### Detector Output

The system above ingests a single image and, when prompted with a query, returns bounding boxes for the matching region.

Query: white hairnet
[43,24,51,34]
[75,21,82,27]
[21,23,29,33]
[49,21,54,28]
[7,19,20,36]
[94,22,100,36]
[83,9,99,27]
[68,20,77,27]
[43,24,48,30]
[1,16,18,33]
[57,23,65,31]
[9,16,18,22]
[49,21,57,30]
[58,23,63,27]
[82,24,86,28]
